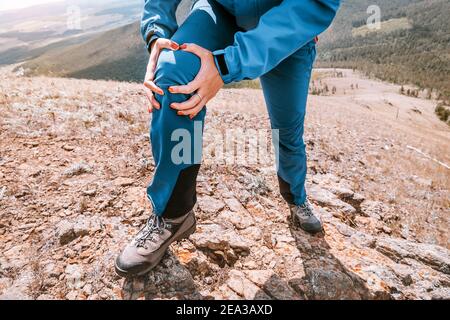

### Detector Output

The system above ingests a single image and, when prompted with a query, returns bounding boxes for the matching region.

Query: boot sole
[114,221,196,278]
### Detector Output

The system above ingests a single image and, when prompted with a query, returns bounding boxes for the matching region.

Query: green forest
[317,0,450,102]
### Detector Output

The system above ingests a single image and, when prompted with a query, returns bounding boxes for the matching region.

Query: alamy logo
[67,5,82,30]
[366,5,381,30]
[170,121,279,167]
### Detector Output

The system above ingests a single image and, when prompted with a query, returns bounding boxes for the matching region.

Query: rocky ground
[0,67,449,300]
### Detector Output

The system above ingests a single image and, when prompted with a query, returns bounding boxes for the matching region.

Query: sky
[0,0,64,12]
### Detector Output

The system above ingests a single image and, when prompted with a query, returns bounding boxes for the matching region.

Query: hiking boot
[115,210,196,277]
[290,200,323,234]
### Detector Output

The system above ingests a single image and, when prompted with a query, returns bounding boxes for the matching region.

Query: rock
[308,185,356,213]
[226,270,271,299]
[311,173,340,185]
[304,268,365,300]
[65,291,79,300]
[57,218,101,245]
[82,189,97,196]
[240,226,263,241]
[174,243,212,276]
[198,195,225,213]
[375,237,450,274]
[0,286,32,300]
[73,221,90,237]
[42,262,60,278]
[63,162,92,177]
[224,270,300,300]
[82,283,93,296]
[2,244,28,270]
[122,254,196,299]
[402,274,413,286]
[190,223,250,266]
[244,270,300,300]
[62,145,75,151]
[0,269,34,300]
[0,186,6,200]
[352,193,366,202]
[360,200,388,220]
[328,186,354,198]
[224,197,244,212]
[75,217,102,236]
[56,221,76,245]
[216,210,254,230]
[381,226,392,234]
[212,284,243,300]
[65,264,84,289]
[114,177,134,187]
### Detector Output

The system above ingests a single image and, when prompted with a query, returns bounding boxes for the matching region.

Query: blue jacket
[141,0,340,84]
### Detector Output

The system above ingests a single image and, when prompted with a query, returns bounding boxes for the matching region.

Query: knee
[154,49,201,88]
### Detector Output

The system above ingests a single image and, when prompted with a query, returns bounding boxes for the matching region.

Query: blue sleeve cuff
[143,27,166,53]
[147,34,161,53]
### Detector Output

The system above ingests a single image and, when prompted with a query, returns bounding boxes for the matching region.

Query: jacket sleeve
[141,0,182,51]
[212,0,341,84]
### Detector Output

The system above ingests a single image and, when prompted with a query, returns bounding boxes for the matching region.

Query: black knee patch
[277,174,295,205]
[162,164,201,219]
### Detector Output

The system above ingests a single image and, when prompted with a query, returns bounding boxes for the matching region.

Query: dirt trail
[0,68,448,300]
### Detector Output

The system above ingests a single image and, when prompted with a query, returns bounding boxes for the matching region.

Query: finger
[169,79,201,94]
[156,39,180,51]
[177,99,206,117]
[146,40,179,81]
[188,102,207,119]
[170,94,201,111]
[146,57,157,81]
[150,94,160,110]
[143,88,155,113]
[179,43,206,57]
[146,49,160,81]
[144,80,164,95]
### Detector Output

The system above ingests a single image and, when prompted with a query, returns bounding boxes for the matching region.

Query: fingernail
[177,111,183,116]
[180,44,187,49]
[189,115,194,120]
[171,43,179,50]
[168,87,174,93]
[170,104,175,109]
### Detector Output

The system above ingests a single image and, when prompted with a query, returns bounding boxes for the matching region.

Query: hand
[169,43,224,119]
[143,38,179,113]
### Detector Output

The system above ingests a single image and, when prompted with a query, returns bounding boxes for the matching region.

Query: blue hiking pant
[148,0,316,218]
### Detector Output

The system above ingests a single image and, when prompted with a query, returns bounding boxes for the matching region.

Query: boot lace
[135,215,168,248]
[297,201,314,217]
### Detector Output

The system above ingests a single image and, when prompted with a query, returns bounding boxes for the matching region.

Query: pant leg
[260,41,316,206]
[148,0,239,218]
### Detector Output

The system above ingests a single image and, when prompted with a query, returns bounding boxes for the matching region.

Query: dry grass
[352,17,413,37]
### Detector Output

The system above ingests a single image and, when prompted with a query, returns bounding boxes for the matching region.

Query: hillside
[21,22,148,82]
[0,67,449,299]
[317,0,450,100]
[19,0,194,82]
[0,0,142,66]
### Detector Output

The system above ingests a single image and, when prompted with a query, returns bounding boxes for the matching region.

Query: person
[115,0,341,277]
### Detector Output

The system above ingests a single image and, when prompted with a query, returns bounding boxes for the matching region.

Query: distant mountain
[19,0,194,82]
[15,0,450,100]
[21,22,148,82]
[317,0,450,100]
[0,0,141,65]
